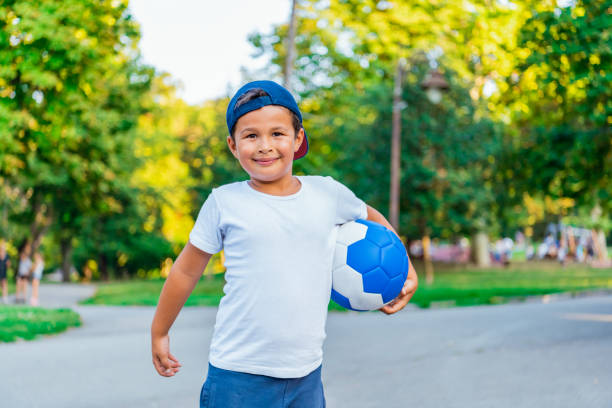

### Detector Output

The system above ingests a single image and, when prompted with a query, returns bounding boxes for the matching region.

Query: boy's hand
[152,333,182,377]
[379,266,418,315]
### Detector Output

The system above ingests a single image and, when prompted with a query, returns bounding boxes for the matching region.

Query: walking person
[30,251,44,306]
[16,247,32,304]
[0,241,10,304]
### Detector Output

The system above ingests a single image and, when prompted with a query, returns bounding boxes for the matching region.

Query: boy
[151,80,418,407]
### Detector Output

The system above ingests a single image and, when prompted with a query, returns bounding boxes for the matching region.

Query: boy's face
[227,105,304,186]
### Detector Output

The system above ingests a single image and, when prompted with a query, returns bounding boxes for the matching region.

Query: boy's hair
[230,88,302,139]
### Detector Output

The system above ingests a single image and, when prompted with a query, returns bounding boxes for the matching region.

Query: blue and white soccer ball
[331,219,409,311]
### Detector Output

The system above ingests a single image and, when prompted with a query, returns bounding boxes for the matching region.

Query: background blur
[0,0,610,288]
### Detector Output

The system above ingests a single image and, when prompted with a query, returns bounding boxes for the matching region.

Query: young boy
[151,80,418,407]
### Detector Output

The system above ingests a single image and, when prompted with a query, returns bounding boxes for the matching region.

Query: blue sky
[129,0,290,104]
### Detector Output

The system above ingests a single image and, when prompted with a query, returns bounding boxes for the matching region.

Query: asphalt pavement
[1,284,611,407]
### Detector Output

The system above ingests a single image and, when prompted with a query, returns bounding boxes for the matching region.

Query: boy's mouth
[253,157,279,166]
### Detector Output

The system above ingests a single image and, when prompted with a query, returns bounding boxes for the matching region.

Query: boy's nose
[257,137,273,153]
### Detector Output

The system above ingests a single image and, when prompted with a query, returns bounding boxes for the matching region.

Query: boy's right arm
[151,242,213,377]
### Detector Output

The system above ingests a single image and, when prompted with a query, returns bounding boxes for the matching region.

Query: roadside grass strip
[409,263,612,308]
[80,275,226,307]
[0,306,82,342]
[81,263,612,311]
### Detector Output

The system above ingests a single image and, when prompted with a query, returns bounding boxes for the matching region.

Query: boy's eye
[245,134,256,139]
[272,131,284,136]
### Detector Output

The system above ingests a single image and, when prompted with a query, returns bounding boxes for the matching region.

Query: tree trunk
[593,229,608,261]
[472,230,491,267]
[99,254,109,281]
[422,234,434,284]
[590,204,609,262]
[60,238,73,282]
[27,194,53,255]
[283,0,298,91]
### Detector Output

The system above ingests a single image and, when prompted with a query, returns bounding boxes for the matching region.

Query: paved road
[1,285,611,407]
[4,282,96,308]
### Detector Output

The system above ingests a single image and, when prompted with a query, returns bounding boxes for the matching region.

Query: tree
[0,0,161,279]
[499,0,611,255]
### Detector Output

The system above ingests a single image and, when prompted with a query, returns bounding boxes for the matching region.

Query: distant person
[0,241,10,304]
[30,251,44,306]
[557,244,567,266]
[526,243,535,260]
[576,237,586,263]
[16,247,32,304]
[150,81,418,407]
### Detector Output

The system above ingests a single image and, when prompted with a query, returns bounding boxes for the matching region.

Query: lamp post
[420,68,449,283]
[389,59,406,232]
[283,0,298,92]
[389,65,448,231]
[421,69,449,104]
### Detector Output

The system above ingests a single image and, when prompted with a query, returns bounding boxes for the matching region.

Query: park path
[5,282,96,308]
[0,284,611,407]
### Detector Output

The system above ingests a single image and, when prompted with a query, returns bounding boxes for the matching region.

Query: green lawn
[80,274,226,307]
[0,305,82,342]
[409,261,612,308]
[81,261,612,310]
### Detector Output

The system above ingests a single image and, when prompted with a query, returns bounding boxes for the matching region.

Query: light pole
[283,0,298,92]
[389,59,406,231]
[420,68,449,283]
[389,64,448,236]
[421,69,449,103]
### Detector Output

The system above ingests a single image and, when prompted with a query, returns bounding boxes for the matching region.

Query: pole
[389,59,403,231]
[283,0,298,92]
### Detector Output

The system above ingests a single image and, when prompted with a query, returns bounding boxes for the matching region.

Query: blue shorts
[200,363,326,408]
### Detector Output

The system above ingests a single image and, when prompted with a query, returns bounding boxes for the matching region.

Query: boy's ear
[227,136,239,159]
[294,128,305,154]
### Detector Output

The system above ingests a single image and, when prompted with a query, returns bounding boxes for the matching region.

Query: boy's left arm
[366,205,418,315]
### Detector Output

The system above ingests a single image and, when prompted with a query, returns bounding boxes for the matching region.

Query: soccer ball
[331,219,409,311]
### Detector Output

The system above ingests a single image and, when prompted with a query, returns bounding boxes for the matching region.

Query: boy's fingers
[153,356,172,377]
[402,279,417,296]
[168,352,182,367]
[163,357,180,370]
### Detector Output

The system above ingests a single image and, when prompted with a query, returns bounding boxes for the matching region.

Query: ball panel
[347,239,380,273]
[332,264,384,311]
[332,264,366,299]
[355,218,386,231]
[382,275,405,304]
[362,267,389,294]
[331,288,353,310]
[364,225,393,247]
[380,244,405,278]
[350,293,385,311]
[333,243,348,271]
[402,254,409,280]
[336,222,368,246]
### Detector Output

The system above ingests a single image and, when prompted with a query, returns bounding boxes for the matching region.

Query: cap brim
[294,131,309,160]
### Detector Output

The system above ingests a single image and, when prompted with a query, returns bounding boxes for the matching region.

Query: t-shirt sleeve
[330,177,368,225]
[189,191,223,254]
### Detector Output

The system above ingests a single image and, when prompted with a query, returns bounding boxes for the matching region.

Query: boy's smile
[227,105,304,195]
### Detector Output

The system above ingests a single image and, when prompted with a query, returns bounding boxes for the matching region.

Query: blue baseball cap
[226,80,309,160]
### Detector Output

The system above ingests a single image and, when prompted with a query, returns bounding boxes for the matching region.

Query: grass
[81,261,612,310]
[80,274,226,306]
[0,305,82,342]
[409,261,612,308]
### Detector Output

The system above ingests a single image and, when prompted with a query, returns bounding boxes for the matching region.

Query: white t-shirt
[18,258,32,277]
[189,175,367,378]
[32,261,44,280]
